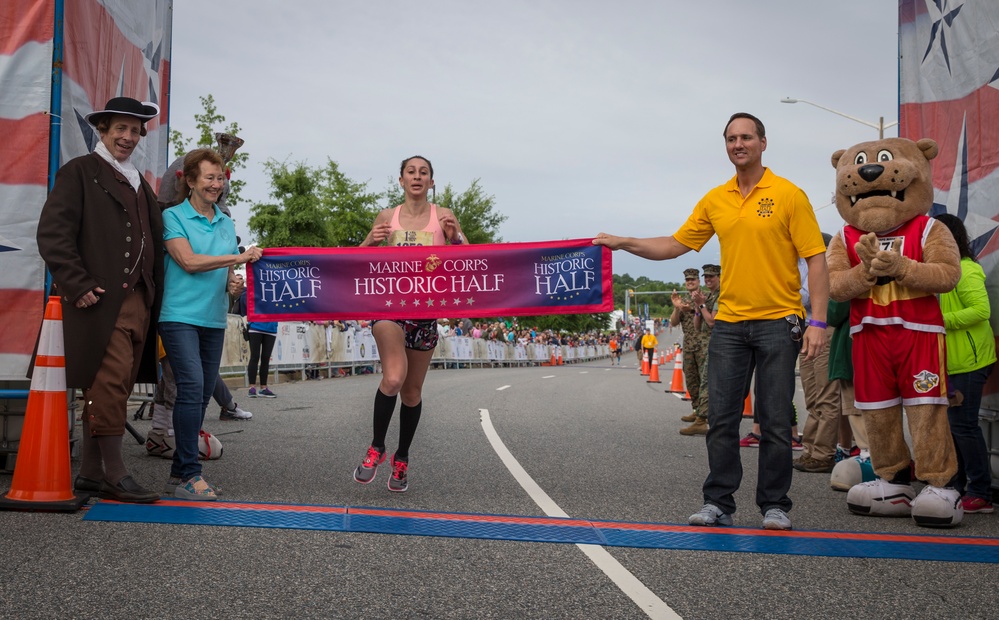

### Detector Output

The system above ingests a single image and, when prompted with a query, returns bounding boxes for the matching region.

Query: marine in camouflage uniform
[694,265,721,421]
[680,264,721,436]
[670,268,706,418]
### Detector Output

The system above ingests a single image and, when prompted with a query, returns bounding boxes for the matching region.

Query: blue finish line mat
[83,499,999,563]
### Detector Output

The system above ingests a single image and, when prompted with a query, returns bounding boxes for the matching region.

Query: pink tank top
[387,204,446,246]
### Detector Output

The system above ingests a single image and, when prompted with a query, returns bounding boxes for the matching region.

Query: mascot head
[831,137,938,234]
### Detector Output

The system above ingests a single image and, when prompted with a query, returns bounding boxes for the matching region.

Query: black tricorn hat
[85,97,159,126]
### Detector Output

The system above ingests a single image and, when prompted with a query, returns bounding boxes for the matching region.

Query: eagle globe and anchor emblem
[912,370,940,393]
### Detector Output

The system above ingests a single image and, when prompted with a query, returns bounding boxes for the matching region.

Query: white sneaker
[911,486,963,528]
[220,403,253,420]
[688,504,733,526]
[762,508,792,530]
[846,479,915,517]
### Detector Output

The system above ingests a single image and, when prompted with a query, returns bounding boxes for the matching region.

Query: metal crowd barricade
[219,315,614,382]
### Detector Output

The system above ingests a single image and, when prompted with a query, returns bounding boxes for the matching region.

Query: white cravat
[93,140,141,191]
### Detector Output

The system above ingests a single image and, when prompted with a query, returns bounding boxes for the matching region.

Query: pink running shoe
[353,445,386,484]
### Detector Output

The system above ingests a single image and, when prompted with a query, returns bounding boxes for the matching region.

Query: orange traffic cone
[646,350,661,383]
[640,353,649,376]
[669,352,685,393]
[0,297,87,511]
[548,348,556,366]
[742,393,753,417]
[557,347,563,366]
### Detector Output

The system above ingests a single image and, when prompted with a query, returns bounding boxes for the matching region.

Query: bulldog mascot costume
[826,137,964,528]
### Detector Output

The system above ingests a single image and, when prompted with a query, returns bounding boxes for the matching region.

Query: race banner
[247,238,612,321]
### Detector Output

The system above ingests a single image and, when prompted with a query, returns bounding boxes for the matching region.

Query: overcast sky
[169,1,901,283]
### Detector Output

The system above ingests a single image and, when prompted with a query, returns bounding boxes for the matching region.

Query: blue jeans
[947,364,994,500]
[704,318,801,516]
[159,322,225,481]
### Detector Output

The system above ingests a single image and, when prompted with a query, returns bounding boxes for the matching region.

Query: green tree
[248,159,381,248]
[612,273,676,319]
[318,161,384,247]
[515,313,611,334]
[383,178,507,244]
[168,94,249,207]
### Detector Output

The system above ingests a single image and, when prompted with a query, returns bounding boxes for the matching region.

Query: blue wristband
[807,319,827,329]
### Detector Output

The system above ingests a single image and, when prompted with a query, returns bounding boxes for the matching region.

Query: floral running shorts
[372,319,440,351]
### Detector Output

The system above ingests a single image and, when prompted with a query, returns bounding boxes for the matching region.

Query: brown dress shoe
[98,476,160,503]
[792,455,835,473]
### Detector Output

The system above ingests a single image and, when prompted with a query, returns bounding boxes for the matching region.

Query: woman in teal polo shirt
[160,148,262,500]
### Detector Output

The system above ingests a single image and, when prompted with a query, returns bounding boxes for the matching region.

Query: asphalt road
[1,358,998,619]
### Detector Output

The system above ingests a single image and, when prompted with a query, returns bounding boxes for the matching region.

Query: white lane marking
[496,385,511,391]
[480,409,679,620]
[542,375,555,379]
[579,371,589,374]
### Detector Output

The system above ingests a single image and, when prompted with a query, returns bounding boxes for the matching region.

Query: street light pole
[781,97,898,139]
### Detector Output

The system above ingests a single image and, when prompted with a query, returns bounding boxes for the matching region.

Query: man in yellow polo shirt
[594,112,829,531]
[640,328,658,368]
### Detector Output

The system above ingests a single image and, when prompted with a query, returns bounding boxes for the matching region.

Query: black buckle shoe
[98,475,160,503]
[73,475,102,493]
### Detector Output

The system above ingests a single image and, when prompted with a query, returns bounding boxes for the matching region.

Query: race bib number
[877,235,903,253]
[388,230,434,247]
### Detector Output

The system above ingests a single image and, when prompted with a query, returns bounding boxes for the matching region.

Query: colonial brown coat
[34,153,163,388]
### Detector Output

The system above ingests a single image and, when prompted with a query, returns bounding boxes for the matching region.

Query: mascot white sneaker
[830,450,875,491]
[846,479,916,517]
[910,486,963,527]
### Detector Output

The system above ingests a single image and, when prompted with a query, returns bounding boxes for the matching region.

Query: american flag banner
[0,0,172,380]
[899,0,999,402]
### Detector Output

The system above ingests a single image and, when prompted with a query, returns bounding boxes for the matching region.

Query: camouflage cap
[702,264,721,276]
[683,268,700,279]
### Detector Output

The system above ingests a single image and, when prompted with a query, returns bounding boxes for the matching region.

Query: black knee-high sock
[371,389,397,451]
[395,401,422,461]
